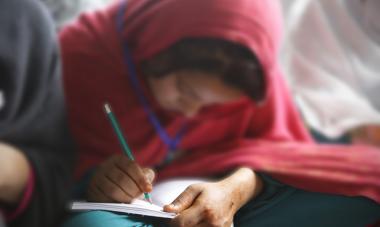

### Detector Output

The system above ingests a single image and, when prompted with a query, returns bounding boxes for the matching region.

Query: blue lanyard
[116,0,187,161]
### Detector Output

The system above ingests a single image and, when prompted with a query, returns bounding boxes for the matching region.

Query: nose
[183,108,198,118]
[181,101,202,118]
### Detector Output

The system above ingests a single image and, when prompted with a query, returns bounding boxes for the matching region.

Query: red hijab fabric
[60,0,380,203]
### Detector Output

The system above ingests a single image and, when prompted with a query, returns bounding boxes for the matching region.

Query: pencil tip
[145,193,153,204]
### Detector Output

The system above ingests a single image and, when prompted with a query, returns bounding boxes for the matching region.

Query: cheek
[151,80,180,106]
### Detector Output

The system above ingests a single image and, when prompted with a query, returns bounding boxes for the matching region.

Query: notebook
[71,199,175,219]
[71,178,205,219]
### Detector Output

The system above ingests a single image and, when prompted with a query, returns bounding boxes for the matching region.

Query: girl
[61,0,380,226]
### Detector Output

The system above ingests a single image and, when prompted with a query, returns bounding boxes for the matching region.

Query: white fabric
[281,0,380,138]
[40,0,113,30]
[0,90,4,111]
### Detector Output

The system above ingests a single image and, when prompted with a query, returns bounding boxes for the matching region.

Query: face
[146,71,244,118]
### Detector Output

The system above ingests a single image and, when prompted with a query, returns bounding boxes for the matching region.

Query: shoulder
[59,2,120,50]
[0,0,55,52]
[0,0,52,28]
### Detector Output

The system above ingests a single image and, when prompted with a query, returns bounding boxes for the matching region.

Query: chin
[160,104,182,115]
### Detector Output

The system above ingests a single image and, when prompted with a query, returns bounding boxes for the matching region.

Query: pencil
[104,103,153,204]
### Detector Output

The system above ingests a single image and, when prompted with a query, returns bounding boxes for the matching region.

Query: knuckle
[186,184,198,193]
[138,176,147,187]
[114,171,125,182]
[174,196,186,205]
[203,207,219,225]
[109,189,120,200]
[130,187,141,198]
[203,205,213,214]
[103,184,119,199]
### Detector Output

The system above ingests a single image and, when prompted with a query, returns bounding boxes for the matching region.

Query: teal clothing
[234,175,380,227]
[63,212,168,227]
[63,174,380,227]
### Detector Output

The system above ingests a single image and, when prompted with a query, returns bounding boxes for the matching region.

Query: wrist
[220,167,263,210]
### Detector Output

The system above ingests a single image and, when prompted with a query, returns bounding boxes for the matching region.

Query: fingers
[170,205,204,227]
[171,205,232,227]
[164,184,201,213]
[106,165,140,198]
[87,155,155,203]
[115,156,154,193]
[94,171,134,203]
[87,182,114,203]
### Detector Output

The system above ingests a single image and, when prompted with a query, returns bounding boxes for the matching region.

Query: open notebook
[71,199,175,219]
[71,179,205,219]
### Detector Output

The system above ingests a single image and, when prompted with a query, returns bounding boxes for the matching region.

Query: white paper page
[151,178,206,206]
[71,199,175,219]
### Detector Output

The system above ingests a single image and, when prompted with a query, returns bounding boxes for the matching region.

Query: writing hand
[87,155,155,203]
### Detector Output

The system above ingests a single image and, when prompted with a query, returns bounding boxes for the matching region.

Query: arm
[0,143,30,206]
[9,142,74,227]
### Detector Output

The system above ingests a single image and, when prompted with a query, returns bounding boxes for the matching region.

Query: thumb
[143,168,155,183]
[142,168,155,191]
[164,184,201,213]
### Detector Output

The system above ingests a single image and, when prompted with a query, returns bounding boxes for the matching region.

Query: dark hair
[141,38,266,102]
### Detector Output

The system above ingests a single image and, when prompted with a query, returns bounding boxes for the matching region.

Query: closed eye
[176,75,202,102]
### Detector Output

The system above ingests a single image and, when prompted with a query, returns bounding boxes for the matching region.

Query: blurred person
[40,0,112,30]
[61,0,380,226]
[0,0,74,226]
[281,0,380,145]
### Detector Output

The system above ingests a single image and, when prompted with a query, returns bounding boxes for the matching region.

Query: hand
[87,155,155,203]
[0,142,31,205]
[164,168,263,227]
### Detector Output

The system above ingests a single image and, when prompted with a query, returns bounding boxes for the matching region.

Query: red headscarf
[60,0,380,203]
